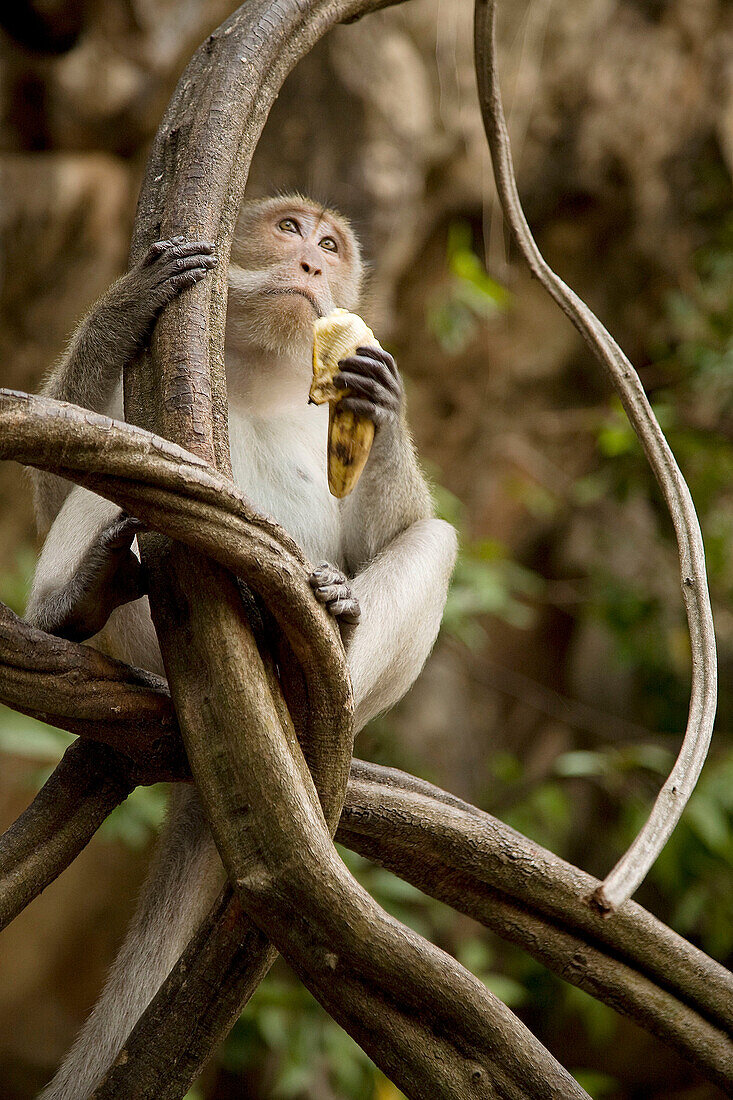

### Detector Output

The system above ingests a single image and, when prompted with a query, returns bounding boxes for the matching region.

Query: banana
[310,308,378,498]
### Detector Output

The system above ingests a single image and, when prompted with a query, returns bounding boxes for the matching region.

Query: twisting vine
[0,2,727,1098]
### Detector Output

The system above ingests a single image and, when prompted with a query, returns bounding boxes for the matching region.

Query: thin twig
[474,0,718,911]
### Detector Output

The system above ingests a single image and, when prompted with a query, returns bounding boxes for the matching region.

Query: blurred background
[0,0,732,1097]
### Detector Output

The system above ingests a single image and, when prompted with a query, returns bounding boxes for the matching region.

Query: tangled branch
[0,0,727,1096]
[0,613,729,1091]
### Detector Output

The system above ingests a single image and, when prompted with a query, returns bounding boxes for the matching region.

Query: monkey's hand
[135,236,217,309]
[48,514,148,642]
[333,347,403,431]
[309,562,361,644]
[109,237,217,350]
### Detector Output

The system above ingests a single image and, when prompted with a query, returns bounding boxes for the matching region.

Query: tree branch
[86,759,733,1096]
[342,762,733,1089]
[0,403,591,1091]
[474,0,718,912]
[1,627,727,1093]
[0,740,134,930]
[345,763,733,1036]
[0,601,184,773]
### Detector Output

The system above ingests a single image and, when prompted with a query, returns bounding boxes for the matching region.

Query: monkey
[26,194,457,1098]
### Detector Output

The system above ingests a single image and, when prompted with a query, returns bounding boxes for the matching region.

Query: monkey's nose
[301,260,322,277]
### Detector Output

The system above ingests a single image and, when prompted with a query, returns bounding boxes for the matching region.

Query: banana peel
[310,308,378,498]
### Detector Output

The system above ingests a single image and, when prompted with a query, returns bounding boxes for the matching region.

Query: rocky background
[0,1,732,1097]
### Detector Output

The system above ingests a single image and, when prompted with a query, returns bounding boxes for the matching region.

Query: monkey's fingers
[99,513,146,552]
[149,253,218,302]
[334,396,394,429]
[336,354,401,396]
[355,345,400,381]
[165,268,215,294]
[312,582,349,605]
[309,561,347,587]
[145,238,216,264]
[328,596,361,624]
[308,564,360,625]
[158,254,217,278]
[333,370,401,412]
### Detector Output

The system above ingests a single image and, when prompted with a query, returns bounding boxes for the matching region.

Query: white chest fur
[228,401,343,568]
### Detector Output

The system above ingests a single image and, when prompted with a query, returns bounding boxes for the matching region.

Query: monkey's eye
[320,236,338,253]
[277,218,300,234]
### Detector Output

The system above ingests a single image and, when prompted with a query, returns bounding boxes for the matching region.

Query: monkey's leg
[346,517,458,732]
[38,786,224,1100]
[27,500,146,642]
[34,237,216,532]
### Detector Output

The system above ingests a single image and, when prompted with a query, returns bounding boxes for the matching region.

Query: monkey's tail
[38,786,223,1100]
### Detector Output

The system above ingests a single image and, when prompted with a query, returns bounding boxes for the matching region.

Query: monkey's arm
[336,347,458,730]
[33,238,216,533]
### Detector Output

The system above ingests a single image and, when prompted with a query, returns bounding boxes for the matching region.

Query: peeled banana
[310,308,379,498]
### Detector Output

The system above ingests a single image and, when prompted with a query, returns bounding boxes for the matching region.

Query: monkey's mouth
[263,287,324,318]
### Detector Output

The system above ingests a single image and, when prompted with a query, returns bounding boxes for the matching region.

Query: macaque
[27,194,457,1098]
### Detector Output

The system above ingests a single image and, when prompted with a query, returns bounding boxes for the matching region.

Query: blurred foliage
[433,481,544,643]
[426,221,510,354]
[0,700,168,846]
[653,160,733,423]
[223,972,392,1099]
[0,546,36,615]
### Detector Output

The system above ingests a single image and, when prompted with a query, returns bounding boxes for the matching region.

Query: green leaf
[554,751,609,778]
[482,974,528,1008]
[446,222,510,305]
[0,707,73,759]
[571,1070,618,1098]
[685,797,731,855]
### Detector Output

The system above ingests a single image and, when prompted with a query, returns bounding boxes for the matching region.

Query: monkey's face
[227,195,364,357]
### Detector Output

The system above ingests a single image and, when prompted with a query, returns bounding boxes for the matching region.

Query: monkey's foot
[309,562,361,641]
[57,513,148,642]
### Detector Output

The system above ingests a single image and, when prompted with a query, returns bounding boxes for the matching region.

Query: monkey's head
[227,194,364,357]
